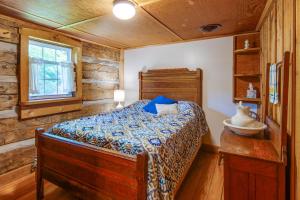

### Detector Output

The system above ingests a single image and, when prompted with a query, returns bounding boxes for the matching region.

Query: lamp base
[116,102,123,109]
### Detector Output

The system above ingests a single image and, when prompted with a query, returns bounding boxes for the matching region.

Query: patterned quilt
[48,100,209,200]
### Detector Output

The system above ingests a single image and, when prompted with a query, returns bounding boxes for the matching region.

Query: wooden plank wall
[259,0,296,199]
[259,0,294,128]
[0,14,120,187]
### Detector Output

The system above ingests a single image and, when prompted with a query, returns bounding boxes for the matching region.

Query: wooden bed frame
[35,68,203,200]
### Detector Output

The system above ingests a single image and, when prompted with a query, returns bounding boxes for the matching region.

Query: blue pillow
[143,96,177,114]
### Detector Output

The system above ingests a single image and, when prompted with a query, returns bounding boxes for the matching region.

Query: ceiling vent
[200,24,222,33]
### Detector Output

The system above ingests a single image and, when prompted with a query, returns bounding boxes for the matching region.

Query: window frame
[20,28,82,119]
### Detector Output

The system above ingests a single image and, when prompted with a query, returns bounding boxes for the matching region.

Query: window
[29,40,75,100]
[20,28,82,119]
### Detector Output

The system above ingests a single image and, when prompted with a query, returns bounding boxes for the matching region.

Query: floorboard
[1,151,223,200]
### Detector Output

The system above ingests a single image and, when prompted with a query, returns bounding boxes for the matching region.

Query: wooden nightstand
[219,128,285,200]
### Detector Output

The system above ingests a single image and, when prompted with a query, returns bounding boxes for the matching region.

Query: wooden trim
[20,97,82,107]
[290,1,297,199]
[280,52,290,156]
[126,31,259,50]
[20,103,82,120]
[136,3,183,40]
[20,28,82,47]
[19,28,83,119]
[56,15,106,30]
[256,0,276,31]
[264,63,271,120]
[201,143,220,153]
[20,30,29,104]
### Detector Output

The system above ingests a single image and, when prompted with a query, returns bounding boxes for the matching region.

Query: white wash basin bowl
[223,119,267,136]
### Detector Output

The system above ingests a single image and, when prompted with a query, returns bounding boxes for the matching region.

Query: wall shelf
[233,33,261,106]
[234,97,261,103]
[233,73,261,77]
[234,48,260,54]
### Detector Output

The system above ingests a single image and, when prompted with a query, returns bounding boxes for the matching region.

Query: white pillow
[155,103,178,116]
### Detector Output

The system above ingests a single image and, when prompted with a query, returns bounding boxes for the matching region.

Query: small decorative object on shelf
[114,89,125,109]
[246,83,257,98]
[244,39,250,49]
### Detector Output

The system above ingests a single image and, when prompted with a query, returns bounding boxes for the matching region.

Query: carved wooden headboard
[139,68,203,106]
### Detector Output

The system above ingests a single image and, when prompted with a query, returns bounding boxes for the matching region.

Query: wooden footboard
[35,128,148,200]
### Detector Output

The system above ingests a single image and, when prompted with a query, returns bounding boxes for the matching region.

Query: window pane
[56,49,68,62]
[29,45,42,59]
[28,39,74,100]
[45,64,57,80]
[45,80,58,95]
[43,47,55,61]
[38,63,45,79]
[37,79,45,95]
[57,79,63,94]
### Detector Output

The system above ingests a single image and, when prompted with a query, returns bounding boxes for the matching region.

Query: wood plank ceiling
[0,0,267,49]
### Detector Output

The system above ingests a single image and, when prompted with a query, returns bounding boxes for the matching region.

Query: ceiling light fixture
[113,0,136,20]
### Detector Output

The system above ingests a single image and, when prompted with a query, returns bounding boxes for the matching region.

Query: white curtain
[29,57,76,95]
[60,62,76,93]
[29,57,42,94]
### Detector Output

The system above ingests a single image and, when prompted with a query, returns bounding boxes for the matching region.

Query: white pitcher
[231,101,255,127]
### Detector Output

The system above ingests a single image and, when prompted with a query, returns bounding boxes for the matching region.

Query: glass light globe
[113,0,136,20]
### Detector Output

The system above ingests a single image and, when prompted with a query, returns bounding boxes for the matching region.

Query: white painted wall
[124,37,236,146]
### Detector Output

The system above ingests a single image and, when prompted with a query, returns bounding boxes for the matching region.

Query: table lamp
[114,90,125,109]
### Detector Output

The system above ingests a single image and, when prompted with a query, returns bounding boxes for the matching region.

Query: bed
[35,68,208,200]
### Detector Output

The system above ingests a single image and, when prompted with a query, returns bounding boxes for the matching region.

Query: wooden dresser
[220,52,290,200]
[220,128,285,200]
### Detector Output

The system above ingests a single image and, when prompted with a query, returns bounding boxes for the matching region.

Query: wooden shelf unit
[233,33,261,104]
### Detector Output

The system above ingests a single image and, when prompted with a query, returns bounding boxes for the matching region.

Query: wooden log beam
[0,22,19,44]
[83,71,119,81]
[0,51,17,64]
[83,63,118,72]
[0,139,35,175]
[0,82,18,94]
[0,95,18,111]
[0,63,16,76]
[83,42,121,62]
[0,124,53,145]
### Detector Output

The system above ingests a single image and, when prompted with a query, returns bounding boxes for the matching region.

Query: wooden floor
[0,151,223,200]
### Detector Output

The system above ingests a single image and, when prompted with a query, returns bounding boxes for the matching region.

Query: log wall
[0,14,121,187]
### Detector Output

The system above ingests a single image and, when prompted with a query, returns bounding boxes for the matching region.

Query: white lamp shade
[114,90,125,102]
[113,0,136,20]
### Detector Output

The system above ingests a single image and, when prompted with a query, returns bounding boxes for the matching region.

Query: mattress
[48,100,209,199]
